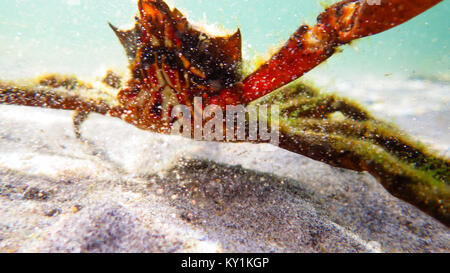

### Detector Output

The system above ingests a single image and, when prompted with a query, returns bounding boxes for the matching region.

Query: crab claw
[137,0,182,48]
[241,0,443,103]
[138,0,171,21]
[320,0,443,43]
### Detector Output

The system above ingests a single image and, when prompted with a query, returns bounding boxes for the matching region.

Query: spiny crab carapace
[108,0,442,134]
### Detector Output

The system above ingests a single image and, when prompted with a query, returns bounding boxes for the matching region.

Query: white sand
[0,104,448,253]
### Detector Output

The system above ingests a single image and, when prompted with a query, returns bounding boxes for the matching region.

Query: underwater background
[1,0,448,81]
[0,1,450,251]
[0,0,449,153]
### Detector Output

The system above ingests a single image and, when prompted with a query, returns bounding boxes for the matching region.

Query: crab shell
[110,0,243,133]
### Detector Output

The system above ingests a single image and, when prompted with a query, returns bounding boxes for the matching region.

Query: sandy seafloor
[0,77,449,253]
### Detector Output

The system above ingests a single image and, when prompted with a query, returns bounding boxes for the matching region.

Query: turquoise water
[0,0,448,82]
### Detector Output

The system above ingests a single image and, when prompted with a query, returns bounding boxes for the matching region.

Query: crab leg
[0,81,121,138]
[241,0,443,103]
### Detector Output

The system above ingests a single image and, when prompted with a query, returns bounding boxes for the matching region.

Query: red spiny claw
[241,0,442,103]
[319,0,443,43]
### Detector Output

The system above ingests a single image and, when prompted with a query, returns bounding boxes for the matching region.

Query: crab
[0,0,448,227]
[103,0,444,132]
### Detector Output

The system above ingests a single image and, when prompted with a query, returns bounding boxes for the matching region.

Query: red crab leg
[241,0,442,103]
